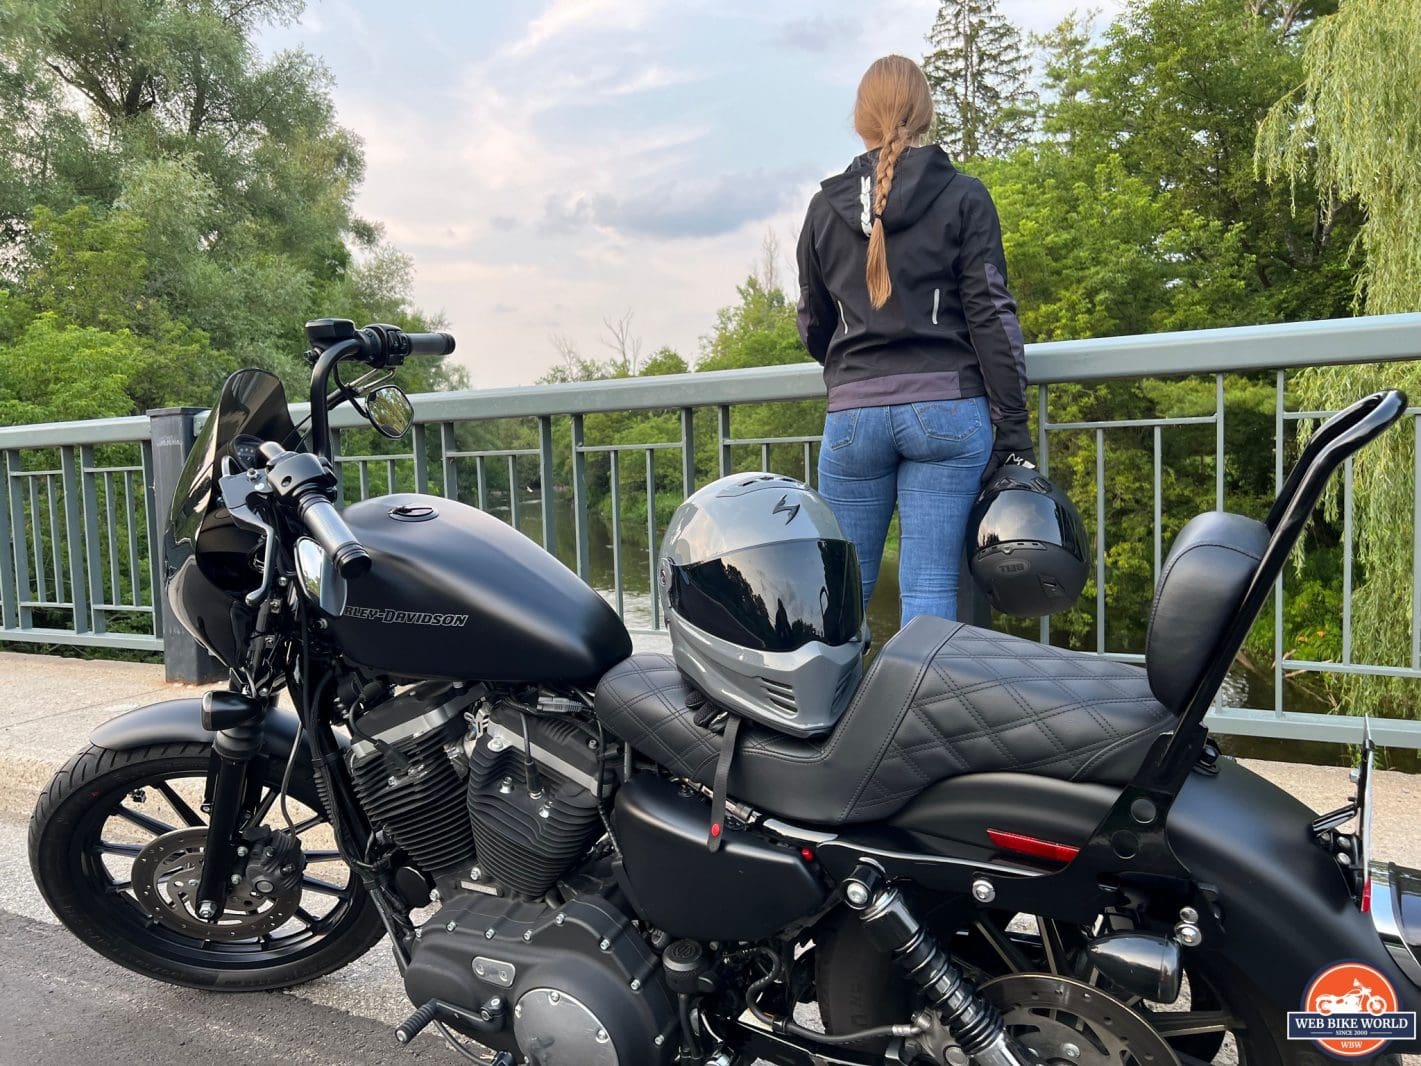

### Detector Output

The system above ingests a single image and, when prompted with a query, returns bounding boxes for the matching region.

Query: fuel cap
[388,503,437,522]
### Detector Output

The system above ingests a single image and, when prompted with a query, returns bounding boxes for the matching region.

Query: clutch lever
[217,460,279,606]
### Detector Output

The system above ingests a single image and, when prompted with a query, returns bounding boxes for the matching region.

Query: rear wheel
[29,741,385,991]
[814,905,1401,1066]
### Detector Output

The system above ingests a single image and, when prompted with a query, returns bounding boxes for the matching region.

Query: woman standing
[797,54,1033,625]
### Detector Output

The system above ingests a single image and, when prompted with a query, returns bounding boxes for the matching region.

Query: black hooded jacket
[796,146,1030,450]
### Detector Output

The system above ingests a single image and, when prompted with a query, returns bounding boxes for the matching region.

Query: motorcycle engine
[346,681,482,893]
[346,685,607,904]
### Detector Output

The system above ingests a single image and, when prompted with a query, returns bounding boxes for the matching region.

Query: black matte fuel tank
[328,493,631,683]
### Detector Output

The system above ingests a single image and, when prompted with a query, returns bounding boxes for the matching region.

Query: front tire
[29,741,386,991]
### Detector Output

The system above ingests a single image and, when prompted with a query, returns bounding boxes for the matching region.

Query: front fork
[193,691,271,920]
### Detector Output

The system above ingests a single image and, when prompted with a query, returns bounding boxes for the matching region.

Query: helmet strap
[707,713,744,853]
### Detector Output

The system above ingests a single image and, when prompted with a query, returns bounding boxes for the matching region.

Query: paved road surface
[0,808,482,1065]
[0,909,458,1066]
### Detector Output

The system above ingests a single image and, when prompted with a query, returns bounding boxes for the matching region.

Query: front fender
[88,697,341,771]
[1172,759,1418,1035]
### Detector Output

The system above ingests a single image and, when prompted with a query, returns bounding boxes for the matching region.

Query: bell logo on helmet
[772,495,802,525]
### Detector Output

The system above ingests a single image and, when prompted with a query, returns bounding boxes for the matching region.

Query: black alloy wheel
[29,741,385,990]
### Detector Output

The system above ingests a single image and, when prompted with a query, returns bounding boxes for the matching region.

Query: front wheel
[29,741,386,991]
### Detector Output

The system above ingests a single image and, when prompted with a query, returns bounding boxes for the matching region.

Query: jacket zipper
[932,288,940,325]
[837,300,848,335]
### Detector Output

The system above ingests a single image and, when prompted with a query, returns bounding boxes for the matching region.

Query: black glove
[981,421,1036,487]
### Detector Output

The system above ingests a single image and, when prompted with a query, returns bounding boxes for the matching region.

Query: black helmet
[967,462,1089,618]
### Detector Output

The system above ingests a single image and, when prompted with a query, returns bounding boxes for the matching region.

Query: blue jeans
[817,397,991,626]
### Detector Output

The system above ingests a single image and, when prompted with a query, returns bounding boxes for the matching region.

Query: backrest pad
[1146,511,1270,714]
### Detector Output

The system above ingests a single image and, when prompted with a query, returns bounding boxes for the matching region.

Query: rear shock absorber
[843,865,1026,1066]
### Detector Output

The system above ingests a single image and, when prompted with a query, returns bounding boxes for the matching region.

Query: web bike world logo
[344,605,469,628]
[1287,962,1416,1058]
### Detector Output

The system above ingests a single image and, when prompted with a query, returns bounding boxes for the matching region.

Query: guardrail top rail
[2,313,1420,746]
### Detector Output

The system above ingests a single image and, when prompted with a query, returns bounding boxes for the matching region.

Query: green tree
[1257,0,1421,706]
[1054,0,1355,324]
[923,0,1036,158]
[0,0,440,414]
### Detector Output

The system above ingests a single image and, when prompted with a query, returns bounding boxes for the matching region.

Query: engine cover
[404,892,675,1065]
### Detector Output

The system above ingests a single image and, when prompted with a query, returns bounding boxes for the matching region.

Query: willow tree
[1257,0,1421,706]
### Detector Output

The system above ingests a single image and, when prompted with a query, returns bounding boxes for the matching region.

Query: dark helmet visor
[669,539,863,653]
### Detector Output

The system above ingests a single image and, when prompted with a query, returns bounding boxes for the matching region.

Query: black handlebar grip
[298,496,372,579]
[404,331,455,357]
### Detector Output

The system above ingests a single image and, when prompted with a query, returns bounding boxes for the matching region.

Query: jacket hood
[820,146,958,237]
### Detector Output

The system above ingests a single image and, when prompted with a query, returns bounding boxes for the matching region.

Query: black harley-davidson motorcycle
[29,318,1421,1065]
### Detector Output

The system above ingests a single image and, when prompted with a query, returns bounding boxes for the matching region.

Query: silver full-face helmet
[658,473,867,737]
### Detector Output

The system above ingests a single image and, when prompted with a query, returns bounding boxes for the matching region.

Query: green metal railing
[3,314,1420,747]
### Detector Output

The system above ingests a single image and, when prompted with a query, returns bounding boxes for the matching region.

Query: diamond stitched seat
[595,616,1173,827]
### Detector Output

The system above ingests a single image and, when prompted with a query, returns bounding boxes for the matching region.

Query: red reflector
[800,847,816,863]
[987,828,1080,864]
[709,823,721,839]
[1362,876,1373,914]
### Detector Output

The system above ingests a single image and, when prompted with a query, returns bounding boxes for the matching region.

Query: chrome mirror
[367,384,413,439]
[294,537,348,617]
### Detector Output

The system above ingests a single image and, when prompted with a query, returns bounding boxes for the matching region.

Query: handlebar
[305,319,455,368]
[260,444,372,580]
[298,495,372,579]
[403,331,457,358]
[301,318,456,462]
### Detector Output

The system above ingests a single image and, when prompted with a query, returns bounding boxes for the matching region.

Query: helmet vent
[759,677,798,714]
[832,669,857,705]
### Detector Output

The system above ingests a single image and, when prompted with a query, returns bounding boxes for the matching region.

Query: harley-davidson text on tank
[344,606,470,627]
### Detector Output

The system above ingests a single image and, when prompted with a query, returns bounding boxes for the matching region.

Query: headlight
[294,537,348,617]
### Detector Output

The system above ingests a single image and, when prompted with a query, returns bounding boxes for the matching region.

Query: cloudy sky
[261,0,1120,387]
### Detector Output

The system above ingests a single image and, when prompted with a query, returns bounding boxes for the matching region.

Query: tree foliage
[0,0,448,426]
[923,0,1036,158]
[1256,0,1421,707]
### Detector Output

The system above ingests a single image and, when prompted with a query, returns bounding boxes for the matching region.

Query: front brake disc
[131,827,301,941]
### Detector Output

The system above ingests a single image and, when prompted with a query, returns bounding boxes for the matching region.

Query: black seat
[596,617,1173,827]
[596,507,1275,827]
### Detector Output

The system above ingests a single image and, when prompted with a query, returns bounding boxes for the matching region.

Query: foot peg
[395,1001,439,1044]
[395,996,506,1046]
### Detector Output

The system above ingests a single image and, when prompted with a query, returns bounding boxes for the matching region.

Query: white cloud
[506,0,657,57]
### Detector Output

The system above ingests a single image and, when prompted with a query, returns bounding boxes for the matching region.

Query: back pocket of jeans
[824,409,859,450]
[911,400,981,442]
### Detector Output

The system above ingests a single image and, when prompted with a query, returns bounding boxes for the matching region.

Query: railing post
[680,407,696,499]
[148,407,225,685]
[0,450,17,631]
[571,414,591,580]
[538,416,557,551]
[5,450,34,629]
[59,446,90,634]
[717,406,732,478]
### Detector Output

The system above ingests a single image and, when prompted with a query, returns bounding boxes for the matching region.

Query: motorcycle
[28,317,1421,1065]
[1316,981,1390,1016]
